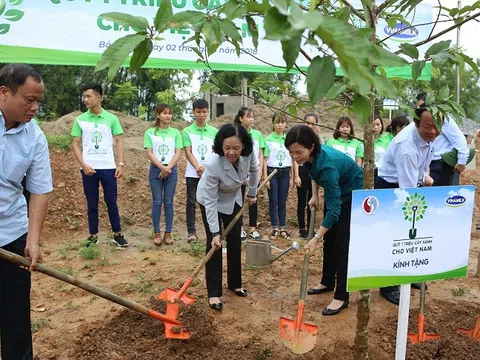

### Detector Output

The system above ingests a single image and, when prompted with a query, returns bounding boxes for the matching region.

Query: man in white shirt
[416,92,469,186]
[375,105,440,304]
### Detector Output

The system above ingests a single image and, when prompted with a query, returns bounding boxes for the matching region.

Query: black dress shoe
[231,288,248,297]
[307,286,334,295]
[411,282,427,290]
[209,302,223,311]
[322,299,349,316]
[380,289,400,305]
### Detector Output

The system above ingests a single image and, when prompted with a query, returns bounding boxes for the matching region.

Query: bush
[46,134,72,150]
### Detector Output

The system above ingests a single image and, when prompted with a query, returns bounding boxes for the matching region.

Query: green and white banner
[347,185,475,291]
[0,0,432,78]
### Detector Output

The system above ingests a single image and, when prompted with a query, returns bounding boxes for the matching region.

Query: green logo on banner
[198,144,207,160]
[276,150,286,167]
[402,192,428,239]
[91,130,103,150]
[158,144,169,162]
[0,0,25,35]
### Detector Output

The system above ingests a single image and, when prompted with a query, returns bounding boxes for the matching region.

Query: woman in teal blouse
[285,125,363,316]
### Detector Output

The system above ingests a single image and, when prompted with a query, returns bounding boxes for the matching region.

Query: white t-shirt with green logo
[264,132,292,168]
[249,128,266,163]
[182,122,218,178]
[71,109,123,169]
[144,126,183,164]
[326,137,364,162]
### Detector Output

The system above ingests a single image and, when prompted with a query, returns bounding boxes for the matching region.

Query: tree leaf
[219,18,242,42]
[154,0,173,32]
[264,7,291,40]
[437,86,450,101]
[99,12,149,31]
[271,0,291,16]
[169,10,205,28]
[373,45,408,66]
[281,31,302,71]
[95,34,146,80]
[425,92,435,105]
[0,23,9,34]
[130,38,153,72]
[400,43,419,60]
[412,60,426,82]
[4,9,23,22]
[353,93,371,125]
[326,83,347,100]
[425,40,452,57]
[246,0,270,13]
[246,16,259,48]
[191,47,204,60]
[459,53,479,75]
[307,56,336,104]
[222,0,246,19]
[199,82,216,91]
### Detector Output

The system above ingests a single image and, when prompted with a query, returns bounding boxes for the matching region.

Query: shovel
[0,248,181,326]
[407,282,439,344]
[279,209,318,354]
[158,169,278,339]
[458,314,480,341]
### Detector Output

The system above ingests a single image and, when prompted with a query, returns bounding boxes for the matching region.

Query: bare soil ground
[26,111,480,359]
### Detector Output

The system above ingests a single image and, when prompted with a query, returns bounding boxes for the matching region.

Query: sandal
[280,230,291,240]
[270,230,280,240]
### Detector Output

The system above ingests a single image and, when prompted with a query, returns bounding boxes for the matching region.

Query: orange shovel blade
[164,303,191,340]
[458,315,480,341]
[279,317,317,354]
[408,314,440,344]
[157,287,195,305]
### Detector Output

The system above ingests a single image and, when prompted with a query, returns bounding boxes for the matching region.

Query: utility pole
[456,0,462,103]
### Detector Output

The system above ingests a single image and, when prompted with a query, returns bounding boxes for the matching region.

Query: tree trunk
[476,250,480,278]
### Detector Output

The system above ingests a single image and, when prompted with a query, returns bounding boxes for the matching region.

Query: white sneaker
[241,230,247,242]
[249,231,261,240]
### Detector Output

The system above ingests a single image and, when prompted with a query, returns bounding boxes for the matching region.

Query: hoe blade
[164,303,191,340]
[157,287,195,305]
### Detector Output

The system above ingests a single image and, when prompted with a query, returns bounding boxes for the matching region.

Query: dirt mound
[371,299,480,359]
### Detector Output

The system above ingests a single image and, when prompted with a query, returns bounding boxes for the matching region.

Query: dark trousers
[241,184,258,227]
[296,166,312,230]
[267,167,290,228]
[0,233,33,360]
[320,199,352,301]
[200,203,242,297]
[186,177,200,234]
[375,177,400,294]
[81,169,121,235]
[21,177,30,217]
[430,159,459,186]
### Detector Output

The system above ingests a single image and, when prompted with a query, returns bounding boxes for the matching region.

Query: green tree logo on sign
[402,192,428,239]
[0,0,25,35]
[91,131,103,150]
[158,144,169,162]
[276,150,286,167]
[198,144,207,161]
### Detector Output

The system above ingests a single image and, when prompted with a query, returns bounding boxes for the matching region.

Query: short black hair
[0,63,42,94]
[374,114,384,134]
[192,99,209,110]
[416,92,427,102]
[304,113,319,123]
[386,115,410,133]
[82,83,103,97]
[285,125,321,157]
[234,106,253,124]
[213,123,253,157]
[414,104,429,125]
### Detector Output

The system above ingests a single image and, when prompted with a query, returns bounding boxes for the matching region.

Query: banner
[0,0,432,79]
[347,185,475,291]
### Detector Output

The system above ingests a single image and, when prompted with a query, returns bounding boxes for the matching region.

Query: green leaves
[199,82,217,91]
[271,0,291,15]
[99,12,149,31]
[306,56,336,105]
[219,18,242,42]
[437,86,450,101]
[246,16,258,48]
[96,34,146,80]
[4,8,22,21]
[154,0,173,31]
[458,52,479,75]
[372,46,408,67]
[202,17,222,56]
[0,1,6,16]
[0,23,9,34]
[411,60,426,82]
[130,38,153,72]
[353,93,371,125]
[425,40,451,58]
[264,7,291,40]
[281,31,302,71]
[400,43,419,60]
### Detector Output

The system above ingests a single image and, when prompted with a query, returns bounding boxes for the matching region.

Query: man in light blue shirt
[375,106,440,305]
[0,64,53,360]
[417,92,469,185]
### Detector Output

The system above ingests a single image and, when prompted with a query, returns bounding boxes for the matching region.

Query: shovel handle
[299,249,311,301]
[0,248,181,326]
[419,282,426,314]
[307,209,316,240]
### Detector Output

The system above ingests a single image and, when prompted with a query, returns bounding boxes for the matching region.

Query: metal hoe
[457,314,480,341]
[0,248,181,326]
[279,209,318,354]
[407,282,439,344]
[158,170,278,339]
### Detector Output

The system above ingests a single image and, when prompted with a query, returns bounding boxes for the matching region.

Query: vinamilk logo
[445,195,466,208]
[362,196,379,215]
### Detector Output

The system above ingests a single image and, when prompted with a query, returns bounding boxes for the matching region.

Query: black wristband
[211,231,221,237]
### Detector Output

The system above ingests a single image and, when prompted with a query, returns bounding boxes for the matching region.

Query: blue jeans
[149,165,178,233]
[267,167,290,228]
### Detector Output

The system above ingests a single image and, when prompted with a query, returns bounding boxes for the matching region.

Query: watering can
[246,239,299,267]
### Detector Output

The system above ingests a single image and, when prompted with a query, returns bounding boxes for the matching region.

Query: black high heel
[208,298,222,311]
[231,288,248,297]
[322,299,349,316]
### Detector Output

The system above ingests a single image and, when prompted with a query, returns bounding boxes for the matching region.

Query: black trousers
[0,233,33,360]
[430,159,459,186]
[241,184,258,228]
[200,203,242,297]
[375,177,400,294]
[186,177,200,235]
[296,166,312,230]
[21,177,30,217]
[320,199,352,301]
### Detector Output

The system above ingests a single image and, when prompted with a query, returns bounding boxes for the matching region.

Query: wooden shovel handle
[0,248,181,326]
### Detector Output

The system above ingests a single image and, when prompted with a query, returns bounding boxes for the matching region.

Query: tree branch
[428,0,442,41]
[395,12,480,53]
[376,0,394,16]
[300,48,312,62]
[339,0,365,22]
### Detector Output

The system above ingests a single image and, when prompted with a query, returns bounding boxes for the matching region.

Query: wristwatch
[118,162,125,166]
[211,231,221,237]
